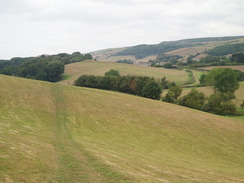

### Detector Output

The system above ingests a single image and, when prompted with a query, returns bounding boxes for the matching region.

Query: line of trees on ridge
[0,52,92,82]
[75,68,242,115]
[74,69,165,100]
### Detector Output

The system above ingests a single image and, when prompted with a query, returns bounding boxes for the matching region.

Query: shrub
[178,89,205,110]
[203,92,237,115]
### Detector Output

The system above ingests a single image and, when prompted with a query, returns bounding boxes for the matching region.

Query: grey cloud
[0,0,243,59]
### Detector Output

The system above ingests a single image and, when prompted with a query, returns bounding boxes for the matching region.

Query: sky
[0,0,244,59]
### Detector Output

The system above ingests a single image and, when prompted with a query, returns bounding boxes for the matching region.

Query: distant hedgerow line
[74,73,162,100]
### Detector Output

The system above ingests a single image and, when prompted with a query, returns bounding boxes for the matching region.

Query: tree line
[186,52,244,68]
[0,52,92,82]
[74,69,163,100]
[74,68,241,115]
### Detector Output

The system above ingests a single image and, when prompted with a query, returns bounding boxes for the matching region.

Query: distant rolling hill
[1,74,244,183]
[90,36,244,63]
[59,60,192,85]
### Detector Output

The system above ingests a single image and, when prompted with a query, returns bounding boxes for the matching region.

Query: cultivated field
[165,47,210,58]
[1,74,244,182]
[59,60,190,85]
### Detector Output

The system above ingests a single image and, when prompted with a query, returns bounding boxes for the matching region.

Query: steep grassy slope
[1,75,244,183]
[59,60,189,85]
[0,75,131,183]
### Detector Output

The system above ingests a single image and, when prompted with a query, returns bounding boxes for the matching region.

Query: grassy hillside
[1,74,244,182]
[59,60,189,85]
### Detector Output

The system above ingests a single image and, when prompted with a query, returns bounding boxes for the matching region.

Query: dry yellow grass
[1,74,244,182]
[59,60,189,85]
[90,48,156,63]
[90,47,127,61]
[165,47,209,58]
[100,55,157,63]
[136,55,157,63]
[97,55,136,62]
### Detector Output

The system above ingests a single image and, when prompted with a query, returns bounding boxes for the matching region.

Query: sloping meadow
[59,61,189,86]
[0,74,244,182]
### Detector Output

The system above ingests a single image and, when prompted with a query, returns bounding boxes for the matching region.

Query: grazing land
[1,74,244,183]
[58,60,189,85]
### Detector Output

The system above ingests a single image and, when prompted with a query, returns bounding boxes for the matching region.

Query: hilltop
[90,36,244,63]
[58,60,191,85]
[1,74,244,182]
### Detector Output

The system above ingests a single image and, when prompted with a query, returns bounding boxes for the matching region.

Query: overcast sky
[0,0,244,59]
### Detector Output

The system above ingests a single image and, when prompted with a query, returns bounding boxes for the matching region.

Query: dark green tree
[178,89,205,110]
[204,68,223,86]
[199,56,220,63]
[231,52,244,63]
[72,51,82,55]
[199,74,206,86]
[118,76,134,93]
[234,70,244,81]
[36,69,48,81]
[203,92,237,115]
[163,63,174,69]
[45,61,64,82]
[241,100,244,112]
[214,68,239,94]
[83,54,93,60]
[133,77,150,96]
[160,77,176,89]
[162,86,182,103]
[160,77,169,89]
[105,69,120,77]
[142,81,162,100]
[99,76,115,90]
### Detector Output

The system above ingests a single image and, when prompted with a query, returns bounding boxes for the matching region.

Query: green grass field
[1,74,244,182]
[58,61,190,85]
